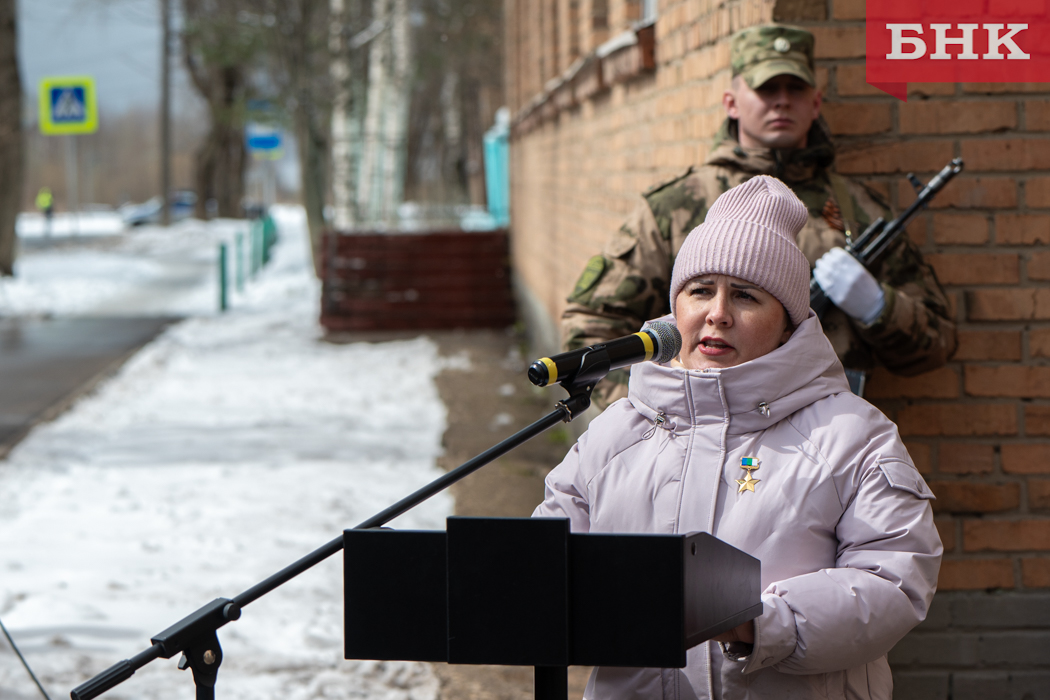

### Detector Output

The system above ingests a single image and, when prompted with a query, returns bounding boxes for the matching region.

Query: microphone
[528,320,682,388]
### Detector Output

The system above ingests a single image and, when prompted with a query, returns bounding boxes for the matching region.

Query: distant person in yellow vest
[35,187,54,237]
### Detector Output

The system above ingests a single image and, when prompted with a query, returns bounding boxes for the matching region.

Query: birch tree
[403,0,502,207]
[355,0,411,225]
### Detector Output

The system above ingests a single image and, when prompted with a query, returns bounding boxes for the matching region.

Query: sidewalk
[0,208,454,700]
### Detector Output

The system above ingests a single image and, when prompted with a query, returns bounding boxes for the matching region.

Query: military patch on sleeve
[568,255,609,304]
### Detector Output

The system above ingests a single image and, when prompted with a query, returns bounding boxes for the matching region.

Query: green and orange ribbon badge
[737,457,761,494]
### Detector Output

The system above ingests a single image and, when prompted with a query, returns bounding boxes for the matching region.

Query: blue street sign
[39,76,98,135]
[246,123,283,160]
[247,133,281,151]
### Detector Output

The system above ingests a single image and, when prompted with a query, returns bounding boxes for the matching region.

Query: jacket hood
[628,312,850,435]
[706,117,836,184]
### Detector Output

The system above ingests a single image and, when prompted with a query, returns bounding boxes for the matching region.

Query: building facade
[505,0,1050,695]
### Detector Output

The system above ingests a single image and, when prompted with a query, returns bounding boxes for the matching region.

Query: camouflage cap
[731,24,816,89]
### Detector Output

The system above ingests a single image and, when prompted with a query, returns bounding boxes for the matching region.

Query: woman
[534,176,941,700]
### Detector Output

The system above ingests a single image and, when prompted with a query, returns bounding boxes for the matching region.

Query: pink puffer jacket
[534,313,941,700]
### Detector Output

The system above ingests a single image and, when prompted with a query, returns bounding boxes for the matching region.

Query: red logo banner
[866,0,1050,100]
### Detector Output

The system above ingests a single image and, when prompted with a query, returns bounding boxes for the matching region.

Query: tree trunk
[357,0,410,224]
[291,0,331,277]
[193,132,216,219]
[215,119,246,217]
[356,0,388,222]
[296,101,329,276]
[461,77,486,206]
[0,0,22,275]
[181,3,248,220]
[329,0,354,230]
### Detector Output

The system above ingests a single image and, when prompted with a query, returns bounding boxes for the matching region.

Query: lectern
[345,517,762,700]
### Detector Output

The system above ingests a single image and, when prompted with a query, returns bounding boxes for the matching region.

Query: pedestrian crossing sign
[39,76,98,135]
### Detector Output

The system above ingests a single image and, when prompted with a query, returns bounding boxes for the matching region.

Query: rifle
[810,157,964,319]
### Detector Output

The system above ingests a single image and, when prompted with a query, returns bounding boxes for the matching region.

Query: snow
[16,211,127,239]
[2,217,250,317]
[0,206,456,699]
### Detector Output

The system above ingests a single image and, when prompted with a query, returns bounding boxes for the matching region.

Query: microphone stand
[71,348,614,700]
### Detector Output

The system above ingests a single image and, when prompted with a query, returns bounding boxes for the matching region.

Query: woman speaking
[534,176,941,700]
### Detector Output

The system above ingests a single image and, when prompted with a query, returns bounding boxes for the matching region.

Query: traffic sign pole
[40,75,98,237]
[64,135,79,236]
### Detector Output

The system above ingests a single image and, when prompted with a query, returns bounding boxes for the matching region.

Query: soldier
[561,24,957,407]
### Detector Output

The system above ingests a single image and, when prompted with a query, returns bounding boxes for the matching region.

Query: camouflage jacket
[562,119,957,407]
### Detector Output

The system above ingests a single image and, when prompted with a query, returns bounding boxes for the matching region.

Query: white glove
[812,247,886,325]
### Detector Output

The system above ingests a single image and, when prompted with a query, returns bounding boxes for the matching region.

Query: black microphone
[528,320,682,387]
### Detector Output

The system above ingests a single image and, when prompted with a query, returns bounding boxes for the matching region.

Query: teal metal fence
[483,108,510,228]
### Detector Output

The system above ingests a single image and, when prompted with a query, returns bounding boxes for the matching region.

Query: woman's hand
[712,620,755,644]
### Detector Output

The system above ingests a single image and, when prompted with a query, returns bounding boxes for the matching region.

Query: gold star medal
[736,457,761,494]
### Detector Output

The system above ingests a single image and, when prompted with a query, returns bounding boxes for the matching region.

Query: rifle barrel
[810,158,964,318]
[857,158,964,264]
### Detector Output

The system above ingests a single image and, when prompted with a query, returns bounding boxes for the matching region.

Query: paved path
[0,317,175,456]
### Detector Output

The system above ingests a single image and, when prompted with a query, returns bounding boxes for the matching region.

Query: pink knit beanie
[669,175,810,326]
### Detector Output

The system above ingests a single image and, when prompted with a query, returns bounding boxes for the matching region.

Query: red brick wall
[506,0,1050,591]
[804,0,1050,593]
[320,231,515,332]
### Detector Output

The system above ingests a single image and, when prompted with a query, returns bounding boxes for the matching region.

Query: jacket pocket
[878,459,935,500]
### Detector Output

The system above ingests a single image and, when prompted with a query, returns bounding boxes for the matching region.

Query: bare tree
[250,0,334,273]
[0,0,22,275]
[404,0,502,207]
[182,0,258,218]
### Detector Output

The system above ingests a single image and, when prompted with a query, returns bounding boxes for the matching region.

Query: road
[0,221,242,457]
[0,316,175,456]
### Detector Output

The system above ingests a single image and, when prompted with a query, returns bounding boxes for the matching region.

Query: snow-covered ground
[16,211,127,239]
[2,215,249,317]
[0,207,457,699]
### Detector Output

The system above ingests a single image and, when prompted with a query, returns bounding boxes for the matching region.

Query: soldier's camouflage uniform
[562,119,958,408]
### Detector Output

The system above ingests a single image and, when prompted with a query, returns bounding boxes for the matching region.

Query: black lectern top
[344,517,761,669]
